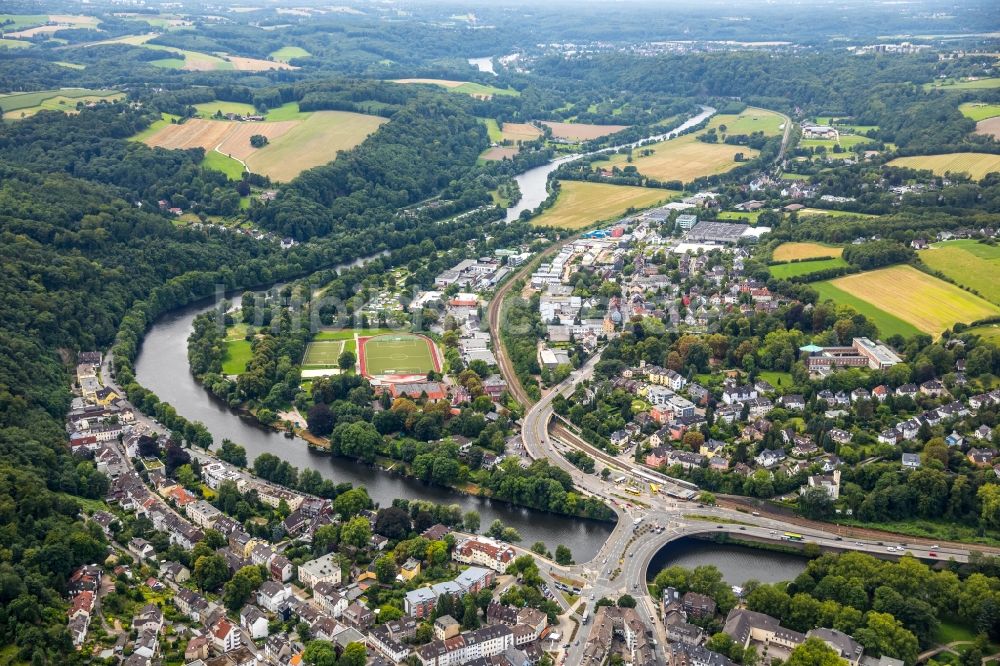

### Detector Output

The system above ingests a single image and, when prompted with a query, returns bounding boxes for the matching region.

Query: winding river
[134,107,721,561]
[505,105,716,222]
[134,259,614,559]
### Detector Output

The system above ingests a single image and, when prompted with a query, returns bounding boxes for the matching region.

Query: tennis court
[302,339,345,367]
[359,333,440,377]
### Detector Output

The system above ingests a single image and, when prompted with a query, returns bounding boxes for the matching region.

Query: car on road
[929,551,937,557]
[739,526,746,530]
[716,525,723,529]
[931,544,940,549]
[835,536,843,541]
[886,546,895,552]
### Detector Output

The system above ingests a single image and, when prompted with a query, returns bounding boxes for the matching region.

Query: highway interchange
[486,251,986,665]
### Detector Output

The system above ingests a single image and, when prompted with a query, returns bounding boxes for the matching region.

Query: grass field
[86,34,285,72]
[818,265,1000,337]
[887,153,1000,180]
[925,77,1000,91]
[966,323,1000,346]
[919,239,1000,305]
[716,210,762,223]
[222,340,253,375]
[769,257,848,279]
[959,102,1000,121]
[0,88,122,119]
[361,334,438,376]
[194,100,257,117]
[812,281,922,339]
[712,107,786,136]
[315,328,393,341]
[0,38,30,48]
[531,181,675,229]
[799,134,868,151]
[202,151,245,180]
[270,46,310,62]
[773,242,844,261]
[797,208,877,218]
[0,88,120,113]
[303,340,345,367]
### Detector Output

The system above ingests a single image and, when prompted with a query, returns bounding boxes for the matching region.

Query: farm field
[480,147,518,162]
[140,110,386,181]
[600,132,757,182]
[500,122,541,142]
[359,333,440,377]
[773,242,844,261]
[531,181,674,229]
[270,46,310,62]
[0,88,122,119]
[919,239,1000,305]
[976,117,1000,140]
[887,153,1000,180]
[540,121,629,141]
[85,33,286,71]
[811,281,922,339]
[925,77,1000,90]
[242,111,386,182]
[769,257,848,279]
[959,103,1000,121]
[819,265,1000,337]
[391,78,518,99]
[0,38,29,48]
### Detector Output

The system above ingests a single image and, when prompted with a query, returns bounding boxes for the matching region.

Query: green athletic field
[361,334,438,376]
[303,340,345,367]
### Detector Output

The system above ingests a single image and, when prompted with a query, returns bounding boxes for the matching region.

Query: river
[134,260,613,560]
[647,536,807,586]
[468,56,495,75]
[504,105,717,222]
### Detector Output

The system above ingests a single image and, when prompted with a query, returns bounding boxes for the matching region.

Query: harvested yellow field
[216,121,298,159]
[142,111,386,181]
[772,242,844,261]
[392,78,465,87]
[243,111,386,182]
[227,55,296,71]
[532,181,674,230]
[887,153,1000,180]
[601,133,757,182]
[144,118,233,150]
[541,121,629,141]
[502,122,541,142]
[827,265,1000,336]
[480,147,518,161]
[976,117,1000,140]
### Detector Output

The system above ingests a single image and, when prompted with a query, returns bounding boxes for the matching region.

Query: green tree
[555,545,574,565]
[193,553,230,591]
[224,565,264,611]
[303,641,337,666]
[338,350,356,371]
[787,637,843,666]
[375,555,397,584]
[341,516,372,550]
[338,642,366,666]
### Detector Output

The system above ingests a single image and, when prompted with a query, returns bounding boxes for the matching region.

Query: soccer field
[360,334,439,376]
[303,340,345,367]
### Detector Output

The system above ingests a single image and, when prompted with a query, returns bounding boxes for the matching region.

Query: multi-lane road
[486,260,989,661]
